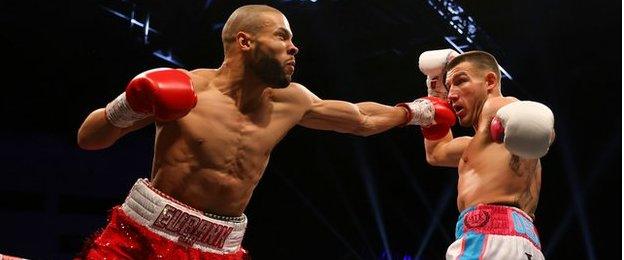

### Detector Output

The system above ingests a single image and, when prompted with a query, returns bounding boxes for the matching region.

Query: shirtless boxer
[74,4,441,259]
[400,50,555,259]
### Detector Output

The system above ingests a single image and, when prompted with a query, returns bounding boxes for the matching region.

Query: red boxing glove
[421,96,455,140]
[422,123,450,140]
[106,68,197,127]
[126,68,197,121]
[490,117,505,143]
[397,96,456,140]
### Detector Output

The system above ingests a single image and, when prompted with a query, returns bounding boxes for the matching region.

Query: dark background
[0,0,620,259]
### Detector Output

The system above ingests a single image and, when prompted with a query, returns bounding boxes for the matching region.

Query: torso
[150,69,311,216]
[456,97,542,218]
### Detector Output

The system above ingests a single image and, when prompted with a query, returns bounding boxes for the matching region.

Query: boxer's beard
[249,47,290,88]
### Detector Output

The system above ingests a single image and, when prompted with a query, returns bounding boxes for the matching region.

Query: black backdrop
[0,0,620,259]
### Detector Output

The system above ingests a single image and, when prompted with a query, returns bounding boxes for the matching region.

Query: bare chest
[458,131,510,174]
[189,95,298,158]
[458,130,539,185]
[156,91,304,173]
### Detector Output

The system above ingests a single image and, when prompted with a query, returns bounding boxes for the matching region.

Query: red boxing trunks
[78,179,249,259]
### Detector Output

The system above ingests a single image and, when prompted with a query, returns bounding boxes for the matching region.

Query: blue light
[353,143,392,260]
[415,184,454,258]
[152,50,185,67]
[498,66,513,80]
[468,24,476,34]
[274,168,364,259]
[144,14,150,43]
[443,37,465,53]
[101,6,160,34]
[203,0,213,10]
[101,7,128,20]
[447,3,463,15]
[130,18,143,27]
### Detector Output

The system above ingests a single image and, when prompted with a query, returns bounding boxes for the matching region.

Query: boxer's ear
[237,32,253,51]
[485,71,498,91]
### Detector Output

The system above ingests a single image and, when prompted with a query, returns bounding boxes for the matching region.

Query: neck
[216,54,269,112]
[472,100,486,131]
[472,92,501,131]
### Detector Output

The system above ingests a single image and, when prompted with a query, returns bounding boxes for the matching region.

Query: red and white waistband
[456,204,541,249]
[121,178,247,254]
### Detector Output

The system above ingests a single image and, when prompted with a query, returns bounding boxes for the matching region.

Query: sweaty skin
[77,7,407,217]
[425,61,541,219]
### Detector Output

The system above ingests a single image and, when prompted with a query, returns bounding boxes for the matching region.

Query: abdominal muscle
[456,141,541,218]
[151,163,264,217]
[148,108,276,217]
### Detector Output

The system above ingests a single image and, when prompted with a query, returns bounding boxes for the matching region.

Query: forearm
[77,108,150,150]
[353,102,408,136]
[299,100,407,136]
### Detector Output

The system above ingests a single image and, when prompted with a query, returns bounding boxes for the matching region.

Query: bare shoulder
[271,82,319,105]
[282,82,314,97]
[181,68,218,92]
[482,96,519,117]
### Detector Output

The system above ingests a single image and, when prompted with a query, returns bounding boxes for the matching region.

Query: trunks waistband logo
[152,204,234,249]
[464,210,489,228]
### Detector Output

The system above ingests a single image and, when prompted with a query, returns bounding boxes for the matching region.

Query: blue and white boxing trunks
[446,204,544,260]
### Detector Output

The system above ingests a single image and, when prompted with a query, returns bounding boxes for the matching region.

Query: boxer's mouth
[453,104,465,117]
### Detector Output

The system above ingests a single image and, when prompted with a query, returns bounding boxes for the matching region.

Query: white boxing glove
[490,101,555,159]
[418,49,459,99]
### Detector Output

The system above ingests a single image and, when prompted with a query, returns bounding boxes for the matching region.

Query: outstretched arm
[296,85,407,136]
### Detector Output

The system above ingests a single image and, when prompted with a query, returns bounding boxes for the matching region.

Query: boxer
[76,4,426,259]
[400,50,554,259]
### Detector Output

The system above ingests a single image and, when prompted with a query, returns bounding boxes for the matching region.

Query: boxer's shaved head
[446,51,502,87]
[221,5,283,53]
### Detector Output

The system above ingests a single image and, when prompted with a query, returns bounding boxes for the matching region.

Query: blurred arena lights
[426,0,477,47]
[428,0,513,80]
[101,3,185,66]
[414,183,455,259]
[152,49,186,67]
[101,6,159,40]
[354,143,393,260]
[540,126,608,260]
[444,37,513,80]
[274,169,365,259]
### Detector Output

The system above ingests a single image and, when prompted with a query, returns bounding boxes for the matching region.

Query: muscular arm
[77,108,153,150]
[424,97,526,167]
[424,131,472,167]
[295,85,407,136]
[423,97,515,167]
